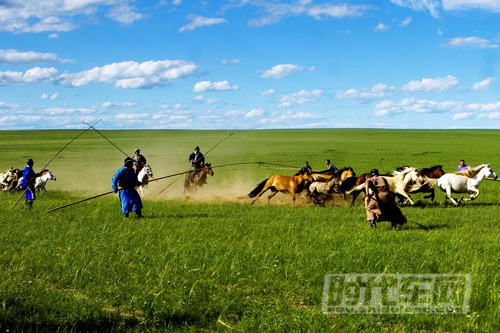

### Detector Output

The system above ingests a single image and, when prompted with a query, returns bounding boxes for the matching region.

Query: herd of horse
[0,168,57,193]
[247,163,498,207]
[0,164,155,198]
[1,161,497,207]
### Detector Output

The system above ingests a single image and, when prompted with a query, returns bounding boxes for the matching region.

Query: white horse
[35,169,56,192]
[437,164,497,206]
[15,169,57,192]
[346,167,424,206]
[137,164,154,197]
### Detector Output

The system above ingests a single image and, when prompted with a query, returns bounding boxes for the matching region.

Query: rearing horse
[184,163,214,193]
[248,170,313,205]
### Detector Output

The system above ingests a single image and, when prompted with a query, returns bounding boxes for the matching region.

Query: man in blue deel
[21,158,36,208]
[112,157,143,218]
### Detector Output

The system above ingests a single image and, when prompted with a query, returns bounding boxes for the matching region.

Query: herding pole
[11,120,102,209]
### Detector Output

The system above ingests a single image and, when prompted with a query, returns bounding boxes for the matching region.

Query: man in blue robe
[21,158,36,208]
[112,157,143,218]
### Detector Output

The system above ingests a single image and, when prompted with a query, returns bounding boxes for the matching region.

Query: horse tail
[345,183,365,195]
[248,178,269,197]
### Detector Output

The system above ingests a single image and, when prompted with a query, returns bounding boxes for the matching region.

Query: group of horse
[0,163,156,198]
[0,168,57,193]
[247,163,498,207]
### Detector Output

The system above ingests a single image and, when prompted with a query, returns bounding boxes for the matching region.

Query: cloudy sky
[1,0,499,130]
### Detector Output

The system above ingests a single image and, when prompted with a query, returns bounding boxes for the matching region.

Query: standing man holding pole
[21,159,36,208]
[112,157,144,218]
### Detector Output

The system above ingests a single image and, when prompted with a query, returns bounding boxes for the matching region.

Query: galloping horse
[309,167,356,205]
[436,164,497,206]
[1,168,21,192]
[137,164,154,197]
[346,167,424,206]
[34,169,56,192]
[402,165,445,203]
[184,163,214,193]
[248,170,313,204]
[14,169,56,192]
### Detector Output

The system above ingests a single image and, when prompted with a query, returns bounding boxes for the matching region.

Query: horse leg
[445,188,460,206]
[267,189,279,204]
[423,189,435,201]
[462,188,479,202]
[250,186,270,205]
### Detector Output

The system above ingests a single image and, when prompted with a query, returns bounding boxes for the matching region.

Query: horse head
[479,164,497,180]
[144,164,154,177]
[339,167,356,182]
[205,163,214,176]
[47,170,56,181]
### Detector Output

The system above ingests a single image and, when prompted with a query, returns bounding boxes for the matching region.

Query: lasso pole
[45,161,294,212]
[83,121,129,157]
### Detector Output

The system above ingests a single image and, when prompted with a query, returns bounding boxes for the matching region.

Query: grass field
[1,129,500,331]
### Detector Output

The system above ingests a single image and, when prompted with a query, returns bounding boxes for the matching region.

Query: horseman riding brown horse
[184,163,214,193]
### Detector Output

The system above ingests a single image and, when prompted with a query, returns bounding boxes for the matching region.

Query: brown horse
[248,170,313,204]
[184,163,214,193]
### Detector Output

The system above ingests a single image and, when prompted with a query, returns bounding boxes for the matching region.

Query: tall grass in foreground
[1,190,499,331]
[1,129,500,331]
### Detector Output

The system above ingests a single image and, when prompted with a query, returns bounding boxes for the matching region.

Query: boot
[369,220,376,228]
[136,209,144,218]
[26,199,34,209]
[124,212,129,218]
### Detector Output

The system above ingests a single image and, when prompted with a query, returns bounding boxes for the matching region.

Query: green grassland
[1,129,500,331]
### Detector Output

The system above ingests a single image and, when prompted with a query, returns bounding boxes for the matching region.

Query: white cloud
[106,4,144,24]
[179,15,228,32]
[400,17,412,26]
[373,97,500,118]
[245,108,265,117]
[472,77,497,90]
[401,75,459,92]
[442,37,498,48]
[0,0,144,33]
[336,84,396,99]
[0,49,72,65]
[375,22,389,31]
[60,60,198,88]
[260,64,304,79]
[221,59,240,65]
[41,92,59,99]
[247,2,372,27]
[193,80,239,92]
[453,112,473,120]
[442,0,500,12]
[48,33,59,39]
[261,89,276,96]
[389,0,441,18]
[278,89,323,108]
[0,67,59,85]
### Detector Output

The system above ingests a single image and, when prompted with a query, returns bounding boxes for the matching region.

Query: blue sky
[0,0,499,130]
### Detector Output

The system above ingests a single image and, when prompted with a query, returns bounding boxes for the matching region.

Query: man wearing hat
[133,148,147,172]
[364,168,407,229]
[112,157,143,218]
[188,146,205,182]
[21,158,36,208]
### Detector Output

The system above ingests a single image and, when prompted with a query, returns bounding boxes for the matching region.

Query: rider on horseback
[188,146,205,182]
[133,148,147,172]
